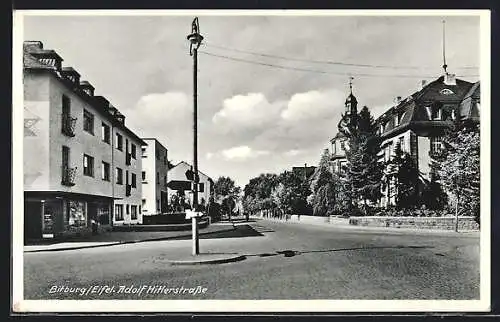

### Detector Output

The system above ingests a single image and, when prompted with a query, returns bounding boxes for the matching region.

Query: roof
[169,161,212,181]
[141,138,168,150]
[23,40,147,146]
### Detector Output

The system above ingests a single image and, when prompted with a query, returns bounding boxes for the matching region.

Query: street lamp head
[187,17,204,55]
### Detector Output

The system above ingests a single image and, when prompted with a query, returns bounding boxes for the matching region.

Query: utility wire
[204,42,479,70]
[199,50,479,79]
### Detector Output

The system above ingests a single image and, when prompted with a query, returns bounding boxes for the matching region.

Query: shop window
[67,200,87,228]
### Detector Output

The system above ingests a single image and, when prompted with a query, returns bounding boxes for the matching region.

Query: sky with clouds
[22,12,480,188]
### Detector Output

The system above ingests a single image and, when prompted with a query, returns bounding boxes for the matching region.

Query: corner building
[23,41,146,240]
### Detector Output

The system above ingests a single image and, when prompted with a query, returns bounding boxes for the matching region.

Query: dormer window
[440,88,454,95]
[431,107,442,120]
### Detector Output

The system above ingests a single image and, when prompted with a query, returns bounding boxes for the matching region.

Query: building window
[139,205,141,214]
[141,147,146,158]
[156,172,159,183]
[116,133,123,151]
[451,109,456,120]
[430,137,443,155]
[83,154,94,177]
[164,175,167,186]
[126,204,130,215]
[340,141,345,151]
[332,141,336,154]
[131,144,137,159]
[431,106,442,120]
[102,123,110,143]
[142,171,146,181]
[398,136,405,152]
[394,114,399,127]
[102,161,110,181]
[131,205,138,220]
[199,182,205,193]
[132,173,137,188]
[83,109,94,134]
[114,204,124,221]
[116,167,123,185]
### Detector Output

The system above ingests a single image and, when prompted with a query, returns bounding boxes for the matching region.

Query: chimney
[421,80,428,89]
[115,111,125,125]
[444,73,456,86]
[79,80,95,96]
[61,67,81,86]
[394,96,402,104]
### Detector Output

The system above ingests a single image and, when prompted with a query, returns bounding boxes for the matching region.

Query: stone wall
[348,216,479,231]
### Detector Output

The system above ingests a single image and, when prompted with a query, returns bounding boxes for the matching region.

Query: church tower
[345,76,358,126]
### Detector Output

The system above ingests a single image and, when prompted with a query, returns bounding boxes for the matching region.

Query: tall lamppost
[187,17,203,255]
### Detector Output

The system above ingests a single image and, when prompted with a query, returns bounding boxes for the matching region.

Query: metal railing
[61,166,77,186]
[61,113,77,137]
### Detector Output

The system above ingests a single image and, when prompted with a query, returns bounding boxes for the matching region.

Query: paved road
[23,219,480,300]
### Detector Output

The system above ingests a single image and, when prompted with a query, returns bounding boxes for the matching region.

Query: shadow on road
[244,245,433,259]
[170,224,264,240]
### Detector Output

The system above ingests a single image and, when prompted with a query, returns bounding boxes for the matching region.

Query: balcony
[125,184,132,196]
[125,153,132,166]
[61,113,77,137]
[61,166,77,186]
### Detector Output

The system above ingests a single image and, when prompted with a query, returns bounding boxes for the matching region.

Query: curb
[24,226,237,253]
[167,254,247,266]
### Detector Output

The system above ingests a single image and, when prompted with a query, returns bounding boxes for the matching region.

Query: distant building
[167,161,213,209]
[141,138,169,215]
[329,72,480,208]
[375,73,480,206]
[23,41,146,240]
[291,164,317,183]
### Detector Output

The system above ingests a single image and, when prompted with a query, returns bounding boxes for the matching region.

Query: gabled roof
[412,76,474,104]
[169,161,212,181]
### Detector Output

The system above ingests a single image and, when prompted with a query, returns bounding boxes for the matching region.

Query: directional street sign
[166,180,192,191]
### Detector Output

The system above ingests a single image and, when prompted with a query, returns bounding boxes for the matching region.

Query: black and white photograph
[12,10,490,313]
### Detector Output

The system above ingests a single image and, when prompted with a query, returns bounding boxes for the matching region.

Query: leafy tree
[438,125,480,227]
[272,170,311,216]
[213,176,241,221]
[243,173,279,216]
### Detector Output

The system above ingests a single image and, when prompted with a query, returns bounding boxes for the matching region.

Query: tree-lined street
[24,219,479,300]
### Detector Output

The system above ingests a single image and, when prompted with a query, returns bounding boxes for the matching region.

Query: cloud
[207,145,270,162]
[124,91,192,162]
[280,89,345,122]
[283,149,305,157]
[212,93,284,134]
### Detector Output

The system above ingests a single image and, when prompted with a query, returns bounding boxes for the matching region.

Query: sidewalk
[257,216,480,237]
[24,223,236,253]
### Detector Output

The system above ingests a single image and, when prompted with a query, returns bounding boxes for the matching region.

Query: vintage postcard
[12,9,491,313]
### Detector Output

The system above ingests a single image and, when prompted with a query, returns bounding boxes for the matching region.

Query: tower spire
[442,19,448,74]
[348,76,354,94]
